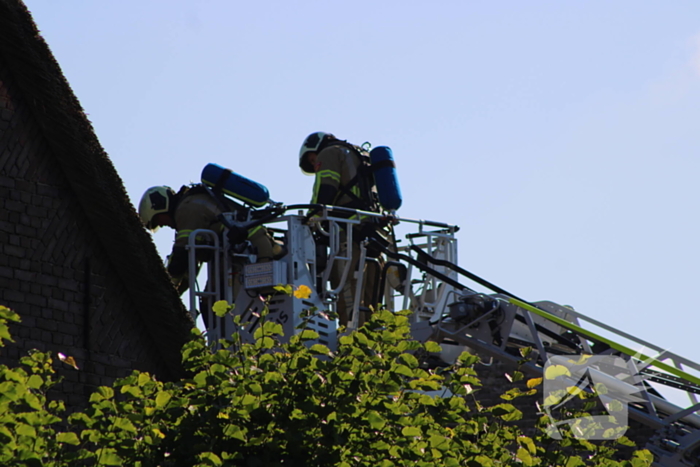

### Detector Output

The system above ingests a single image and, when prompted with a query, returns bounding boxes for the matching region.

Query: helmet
[138,186,174,232]
[299,132,333,175]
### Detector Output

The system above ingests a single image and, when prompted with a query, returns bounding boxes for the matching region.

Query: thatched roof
[0,0,194,379]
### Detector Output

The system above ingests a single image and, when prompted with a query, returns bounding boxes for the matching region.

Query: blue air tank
[369,146,402,211]
[201,163,270,208]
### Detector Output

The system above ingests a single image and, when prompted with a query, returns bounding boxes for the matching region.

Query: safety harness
[321,140,380,214]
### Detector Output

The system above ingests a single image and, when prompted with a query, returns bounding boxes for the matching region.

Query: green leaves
[516,447,534,466]
[273,284,294,295]
[488,403,523,422]
[0,304,653,466]
[212,300,232,317]
[397,353,419,368]
[401,426,421,437]
[424,341,442,353]
[631,449,654,466]
[56,432,80,446]
[309,344,332,356]
[95,448,122,465]
[367,411,386,430]
[0,306,19,346]
[196,451,223,466]
[90,386,114,402]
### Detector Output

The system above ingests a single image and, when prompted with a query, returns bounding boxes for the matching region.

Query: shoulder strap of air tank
[170,185,189,214]
[335,176,366,208]
[323,140,379,211]
[196,182,233,214]
[370,159,395,171]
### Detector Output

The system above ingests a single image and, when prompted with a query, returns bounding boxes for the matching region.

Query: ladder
[184,204,700,466]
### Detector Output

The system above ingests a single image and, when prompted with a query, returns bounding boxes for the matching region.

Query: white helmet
[138,186,174,232]
[299,132,333,175]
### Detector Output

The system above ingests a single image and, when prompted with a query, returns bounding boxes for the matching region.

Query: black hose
[410,245,527,301]
[367,237,469,292]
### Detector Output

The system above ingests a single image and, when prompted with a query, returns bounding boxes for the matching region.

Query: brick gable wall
[0,54,174,410]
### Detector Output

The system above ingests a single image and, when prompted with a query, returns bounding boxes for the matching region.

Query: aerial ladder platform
[185,203,700,467]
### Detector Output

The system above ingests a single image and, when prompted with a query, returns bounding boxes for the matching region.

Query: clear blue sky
[24,1,700,392]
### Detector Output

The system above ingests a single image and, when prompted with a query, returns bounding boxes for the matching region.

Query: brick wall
[0,54,172,410]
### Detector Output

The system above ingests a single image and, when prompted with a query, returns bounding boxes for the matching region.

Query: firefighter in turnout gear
[138,185,283,294]
[300,132,377,212]
[299,132,383,326]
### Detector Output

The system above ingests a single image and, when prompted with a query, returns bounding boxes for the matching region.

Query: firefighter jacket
[311,145,375,211]
[167,188,275,287]
[172,191,228,249]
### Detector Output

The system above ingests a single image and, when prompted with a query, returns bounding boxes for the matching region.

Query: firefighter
[138,184,283,294]
[299,132,383,326]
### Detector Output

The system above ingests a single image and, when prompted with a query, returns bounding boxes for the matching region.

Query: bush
[0,302,652,466]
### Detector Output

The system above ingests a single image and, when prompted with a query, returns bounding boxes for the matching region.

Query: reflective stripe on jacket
[311,145,367,209]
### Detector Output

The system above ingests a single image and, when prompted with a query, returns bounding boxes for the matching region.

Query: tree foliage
[0,302,652,466]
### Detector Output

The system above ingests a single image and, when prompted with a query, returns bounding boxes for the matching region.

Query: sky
[23,1,700,401]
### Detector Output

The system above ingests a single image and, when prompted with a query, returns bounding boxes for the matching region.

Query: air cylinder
[201,163,270,207]
[369,146,402,211]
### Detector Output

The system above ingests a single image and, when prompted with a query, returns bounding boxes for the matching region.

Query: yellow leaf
[544,364,570,380]
[526,378,543,388]
[58,353,79,370]
[293,285,312,299]
[152,428,166,439]
[571,354,593,365]
[543,393,563,407]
